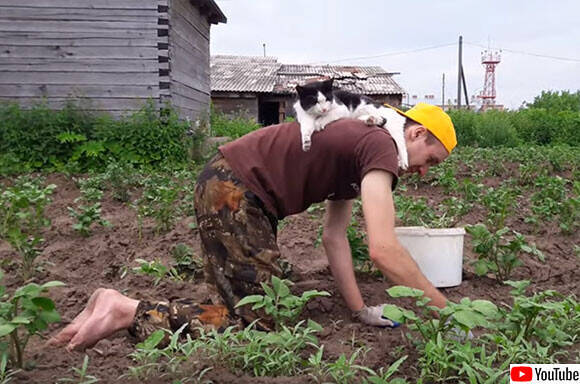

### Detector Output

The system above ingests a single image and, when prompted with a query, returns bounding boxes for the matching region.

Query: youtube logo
[511,366,533,382]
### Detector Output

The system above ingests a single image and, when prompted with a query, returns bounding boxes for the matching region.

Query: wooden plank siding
[0,0,220,120]
[0,0,160,114]
[167,0,211,121]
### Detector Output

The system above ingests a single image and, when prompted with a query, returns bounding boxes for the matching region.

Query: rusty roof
[211,55,405,95]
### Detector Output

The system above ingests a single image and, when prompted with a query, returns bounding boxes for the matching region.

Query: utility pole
[457,35,463,109]
[442,73,445,110]
[263,43,266,57]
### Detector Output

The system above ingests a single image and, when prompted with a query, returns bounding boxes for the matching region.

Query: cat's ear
[295,85,303,95]
[321,78,334,91]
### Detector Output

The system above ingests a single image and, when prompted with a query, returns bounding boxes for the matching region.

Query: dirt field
[2,163,578,383]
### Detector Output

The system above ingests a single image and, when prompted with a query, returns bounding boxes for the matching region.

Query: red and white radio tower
[479,49,501,108]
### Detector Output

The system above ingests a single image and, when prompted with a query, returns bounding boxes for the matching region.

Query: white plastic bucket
[394,226,465,288]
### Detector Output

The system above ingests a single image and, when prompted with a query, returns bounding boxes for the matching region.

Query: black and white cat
[293,79,408,170]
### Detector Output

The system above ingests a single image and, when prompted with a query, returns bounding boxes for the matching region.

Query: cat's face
[295,79,334,116]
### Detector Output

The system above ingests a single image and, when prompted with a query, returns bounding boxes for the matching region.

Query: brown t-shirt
[219,118,399,219]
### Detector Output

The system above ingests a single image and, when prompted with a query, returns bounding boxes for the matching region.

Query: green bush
[527,90,580,112]
[473,110,519,147]
[210,104,261,139]
[0,100,192,172]
[447,109,478,146]
[0,102,95,169]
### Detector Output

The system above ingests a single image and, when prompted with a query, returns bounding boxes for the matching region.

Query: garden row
[0,143,578,382]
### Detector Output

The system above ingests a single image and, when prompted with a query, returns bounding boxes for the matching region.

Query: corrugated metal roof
[210,55,281,93]
[276,64,404,95]
[211,55,405,95]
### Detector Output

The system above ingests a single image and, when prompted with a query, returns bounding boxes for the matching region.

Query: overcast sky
[210,0,580,109]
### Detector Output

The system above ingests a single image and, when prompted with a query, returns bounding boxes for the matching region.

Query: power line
[308,42,456,65]
[465,41,580,63]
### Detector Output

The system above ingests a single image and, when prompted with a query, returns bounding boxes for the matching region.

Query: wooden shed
[211,55,405,126]
[0,0,226,121]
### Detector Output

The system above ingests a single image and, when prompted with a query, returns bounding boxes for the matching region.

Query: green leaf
[10,316,31,324]
[0,324,17,337]
[39,310,61,324]
[136,329,165,350]
[261,284,275,299]
[473,259,489,276]
[14,283,42,299]
[381,304,406,323]
[272,276,290,297]
[40,281,65,289]
[471,300,498,317]
[384,355,408,379]
[453,310,488,329]
[386,286,424,298]
[31,297,55,311]
[235,295,264,308]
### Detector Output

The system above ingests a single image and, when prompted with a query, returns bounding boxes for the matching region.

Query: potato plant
[235,276,330,330]
[0,271,64,369]
[68,187,111,237]
[465,224,544,281]
[0,177,56,279]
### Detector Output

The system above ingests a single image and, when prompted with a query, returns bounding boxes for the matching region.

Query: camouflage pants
[130,153,289,342]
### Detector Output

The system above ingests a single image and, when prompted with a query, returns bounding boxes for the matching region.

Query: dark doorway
[259,101,279,126]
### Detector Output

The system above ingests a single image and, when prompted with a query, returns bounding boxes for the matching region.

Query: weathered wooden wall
[212,93,259,121]
[0,0,161,114]
[167,0,211,122]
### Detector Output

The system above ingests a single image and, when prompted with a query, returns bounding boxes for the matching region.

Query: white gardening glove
[352,305,400,328]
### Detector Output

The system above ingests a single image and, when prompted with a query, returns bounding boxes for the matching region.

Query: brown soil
[2,169,578,384]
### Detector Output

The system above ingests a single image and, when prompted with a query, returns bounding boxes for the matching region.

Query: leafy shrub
[210,104,261,139]
[0,100,192,173]
[526,90,580,112]
[0,102,95,170]
[447,109,478,146]
[473,110,519,147]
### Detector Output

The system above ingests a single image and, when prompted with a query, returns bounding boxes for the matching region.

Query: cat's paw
[398,154,409,170]
[314,120,326,131]
[364,115,387,127]
[302,139,311,152]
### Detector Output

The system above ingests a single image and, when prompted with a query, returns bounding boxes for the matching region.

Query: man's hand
[352,304,400,328]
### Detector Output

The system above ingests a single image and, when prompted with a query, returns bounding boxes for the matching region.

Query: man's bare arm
[322,199,365,311]
[361,170,448,308]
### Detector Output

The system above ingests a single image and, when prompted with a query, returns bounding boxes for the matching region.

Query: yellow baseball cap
[387,102,457,153]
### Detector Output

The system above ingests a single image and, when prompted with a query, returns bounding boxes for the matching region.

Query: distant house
[0,0,226,121]
[211,55,405,126]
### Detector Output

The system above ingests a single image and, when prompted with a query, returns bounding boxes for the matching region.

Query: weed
[0,353,19,384]
[57,355,100,383]
[132,259,180,286]
[171,244,203,278]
